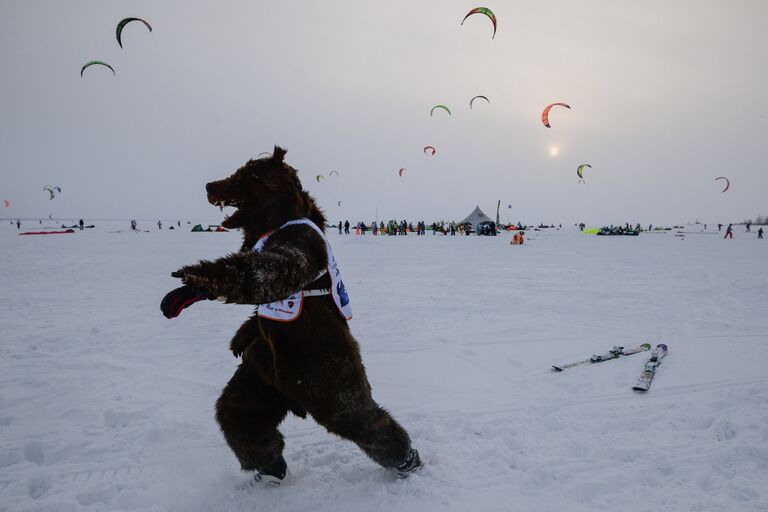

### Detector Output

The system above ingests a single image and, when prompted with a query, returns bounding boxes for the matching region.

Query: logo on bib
[336,281,350,307]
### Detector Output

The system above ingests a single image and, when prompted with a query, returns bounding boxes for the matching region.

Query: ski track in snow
[1,223,767,512]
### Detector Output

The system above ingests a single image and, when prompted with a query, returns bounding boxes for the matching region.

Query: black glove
[161,285,213,319]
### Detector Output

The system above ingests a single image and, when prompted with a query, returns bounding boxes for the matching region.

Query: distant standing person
[758,227,763,239]
[16,219,20,230]
[724,223,733,239]
[158,220,162,230]
[718,223,722,231]
[344,220,350,234]
[130,219,137,231]
[745,222,751,233]
[79,219,84,230]
[338,221,343,235]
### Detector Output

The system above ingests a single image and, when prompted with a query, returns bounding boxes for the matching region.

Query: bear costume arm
[176,224,328,305]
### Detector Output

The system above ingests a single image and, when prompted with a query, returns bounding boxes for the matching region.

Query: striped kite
[423,146,436,155]
[461,7,497,39]
[715,176,730,193]
[541,102,571,128]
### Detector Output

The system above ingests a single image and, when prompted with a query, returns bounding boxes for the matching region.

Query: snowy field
[1,221,767,512]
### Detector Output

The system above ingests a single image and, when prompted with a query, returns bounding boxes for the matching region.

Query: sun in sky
[549,145,560,157]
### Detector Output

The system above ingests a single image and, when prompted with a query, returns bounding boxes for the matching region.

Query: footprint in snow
[27,476,51,499]
[23,441,45,465]
[103,408,151,429]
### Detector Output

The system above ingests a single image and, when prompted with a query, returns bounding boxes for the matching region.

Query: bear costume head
[205,146,326,248]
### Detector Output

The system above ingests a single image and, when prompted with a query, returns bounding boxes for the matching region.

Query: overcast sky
[1,0,766,225]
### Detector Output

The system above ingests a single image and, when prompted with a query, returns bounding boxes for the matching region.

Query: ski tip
[640,343,652,350]
[551,366,564,372]
[657,344,668,351]
[632,387,649,392]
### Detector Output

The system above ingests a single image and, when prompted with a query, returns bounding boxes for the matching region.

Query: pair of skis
[631,344,668,392]
[552,343,668,391]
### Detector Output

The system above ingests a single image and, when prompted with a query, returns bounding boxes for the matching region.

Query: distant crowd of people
[722,223,763,239]
[574,221,764,239]
[7,218,765,240]
[336,220,512,237]
[129,220,181,231]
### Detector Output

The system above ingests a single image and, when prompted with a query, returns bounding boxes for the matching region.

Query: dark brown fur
[176,147,412,473]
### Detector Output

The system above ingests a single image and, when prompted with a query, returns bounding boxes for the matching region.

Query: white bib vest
[254,218,352,322]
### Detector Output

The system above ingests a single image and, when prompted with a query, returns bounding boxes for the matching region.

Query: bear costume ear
[272,146,287,164]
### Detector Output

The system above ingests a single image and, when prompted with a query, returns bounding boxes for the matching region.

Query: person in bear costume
[161,147,421,486]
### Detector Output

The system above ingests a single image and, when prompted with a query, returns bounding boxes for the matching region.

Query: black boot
[238,455,288,490]
[394,448,423,479]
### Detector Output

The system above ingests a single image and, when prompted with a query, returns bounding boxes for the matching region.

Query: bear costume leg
[310,397,413,469]
[275,333,413,469]
[218,319,414,473]
[215,360,291,472]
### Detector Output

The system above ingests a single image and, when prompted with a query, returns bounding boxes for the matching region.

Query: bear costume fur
[168,147,417,478]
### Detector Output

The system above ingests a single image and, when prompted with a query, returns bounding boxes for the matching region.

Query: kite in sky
[430,105,451,117]
[116,18,152,48]
[81,61,115,77]
[577,164,591,183]
[461,7,497,39]
[43,186,61,200]
[541,103,571,128]
[470,95,490,109]
[715,176,730,193]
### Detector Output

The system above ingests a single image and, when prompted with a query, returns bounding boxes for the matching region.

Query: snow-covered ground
[1,221,767,512]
